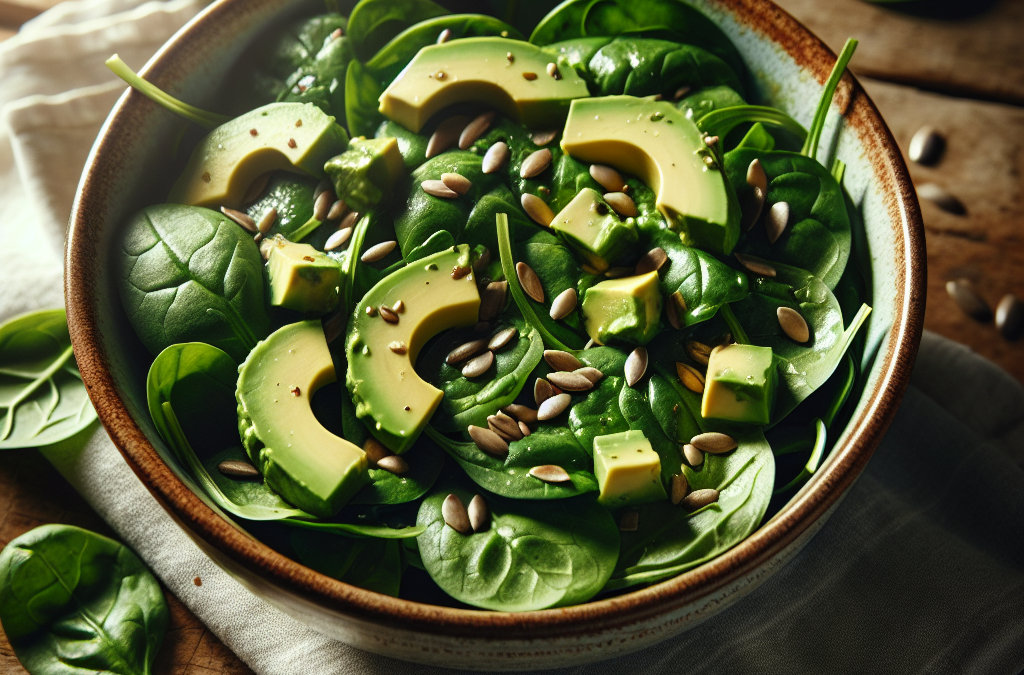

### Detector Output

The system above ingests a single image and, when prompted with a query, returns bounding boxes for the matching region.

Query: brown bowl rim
[65,0,925,640]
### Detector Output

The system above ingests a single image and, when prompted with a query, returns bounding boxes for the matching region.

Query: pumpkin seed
[488,412,522,441]
[996,294,1024,340]
[946,279,992,322]
[379,306,399,324]
[446,338,488,365]
[675,362,705,393]
[604,191,637,217]
[589,164,625,192]
[461,350,494,378]
[241,173,270,205]
[917,182,966,215]
[521,193,554,226]
[625,347,648,387]
[325,227,352,252]
[682,488,720,510]
[221,206,256,232]
[574,367,603,384]
[468,494,490,533]
[361,240,397,263]
[518,420,532,437]
[468,425,509,457]
[376,455,408,475]
[690,432,738,454]
[313,189,334,221]
[685,340,712,365]
[547,371,593,392]
[909,125,944,165]
[442,493,472,534]
[544,349,583,372]
[742,159,768,231]
[529,464,571,483]
[502,404,538,424]
[682,443,704,466]
[459,111,495,149]
[256,207,277,235]
[421,179,459,199]
[530,129,558,146]
[777,306,811,343]
[549,288,577,320]
[618,510,639,532]
[734,252,776,278]
[479,281,508,321]
[537,392,571,421]
[326,199,347,221]
[363,438,391,465]
[426,115,469,158]
[488,326,517,351]
[441,172,472,195]
[635,247,667,275]
[482,141,510,173]
[766,201,789,243]
[670,473,689,505]
[534,378,554,406]
[516,262,545,302]
[217,460,259,479]
[521,148,553,178]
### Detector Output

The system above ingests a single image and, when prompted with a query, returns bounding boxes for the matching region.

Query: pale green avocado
[169,102,349,209]
[266,239,342,314]
[378,37,589,133]
[701,343,777,425]
[593,430,667,508]
[581,271,662,346]
[560,96,741,255]
[324,136,405,212]
[550,188,638,273]
[237,321,368,518]
[346,245,480,454]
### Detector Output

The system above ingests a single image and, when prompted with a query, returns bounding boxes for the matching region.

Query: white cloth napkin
[1,2,1022,674]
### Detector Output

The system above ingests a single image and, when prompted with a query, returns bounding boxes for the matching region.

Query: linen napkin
[1,2,1022,673]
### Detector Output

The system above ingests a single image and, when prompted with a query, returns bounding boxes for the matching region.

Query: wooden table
[1,1,1021,673]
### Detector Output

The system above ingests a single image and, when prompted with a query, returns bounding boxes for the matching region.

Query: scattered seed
[451,265,472,279]
[326,199,346,221]
[690,432,738,454]
[676,362,705,393]
[256,208,277,236]
[287,138,297,149]
[545,62,562,80]
[313,179,331,203]
[618,510,639,532]
[673,85,691,101]
[503,404,539,425]
[221,206,256,232]
[635,247,668,275]
[685,340,712,366]
[530,130,558,146]
[996,294,1024,340]
[361,240,398,263]
[516,261,545,302]
[537,392,571,421]
[917,182,966,215]
[519,420,531,436]
[777,306,811,343]
[742,159,768,231]
[366,306,378,317]
[379,306,399,324]
[604,191,638,217]
[589,164,625,192]
[314,189,334,221]
[441,172,472,196]
[462,350,494,378]
[339,210,360,231]
[547,371,594,392]
[670,473,689,505]
[377,455,408,475]
[388,341,408,355]
[549,288,578,320]
[584,338,595,349]
[482,141,511,173]
[734,252,776,278]
[488,326,518,351]
[945,279,992,322]
[529,464,571,483]
[909,125,944,165]
[682,443,704,467]
[575,367,603,384]
[488,412,523,441]
[625,347,648,387]
[325,227,352,251]
[522,71,538,80]
[479,281,508,321]
[468,495,490,532]
[544,349,583,372]
[456,111,496,150]
[426,115,469,158]
[217,460,259,478]
[705,135,720,148]
[682,488,720,510]
[437,28,452,44]
[446,338,488,365]
[521,149,553,179]
[422,179,459,199]
[766,201,789,243]
[604,266,632,278]
[363,438,390,465]
[242,173,270,205]
[468,425,509,457]
[666,291,686,329]
[392,300,405,313]
[534,378,555,405]
[442,494,472,534]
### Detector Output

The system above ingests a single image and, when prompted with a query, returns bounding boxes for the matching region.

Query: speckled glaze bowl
[65,0,925,669]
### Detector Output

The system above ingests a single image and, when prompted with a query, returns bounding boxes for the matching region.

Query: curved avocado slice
[378,37,589,133]
[169,102,349,209]
[560,95,741,255]
[237,320,368,517]
[346,245,481,454]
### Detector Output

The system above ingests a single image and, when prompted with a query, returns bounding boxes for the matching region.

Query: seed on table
[917,182,966,215]
[521,193,555,227]
[339,210,360,231]
[241,172,270,205]
[488,326,518,351]
[996,294,1024,340]
[502,404,538,424]
[685,340,712,365]
[589,164,625,192]
[909,125,944,165]
[461,350,494,378]
[734,252,776,278]
[550,288,577,320]
[670,473,689,505]
[547,371,594,392]
[379,306,399,324]
[482,141,510,173]
[575,367,603,384]
[690,432,738,454]
[422,179,459,199]
[447,338,488,365]
[376,455,408,475]
[682,443,703,466]
[488,412,522,441]
[635,247,667,275]
[326,199,347,221]
[516,262,545,302]
[314,189,334,221]
[217,460,259,479]
[777,306,811,343]
[221,206,256,232]
[766,201,789,244]
[544,349,583,372]
[468,425,509,457]
[529,464,571,483]
[256,207,277,236]
[459,111,496,149]
[426,115,469,158]
[441,172,472,195]
[442,494,472,534]
[479,281,508,321]
[946,279,992,322]
[618,510,639,532]
[537,392,571,420]
[676,362,705,393]
[521,148,553,178]
[742,159,768,231]
[468,495,490,533]
[534,378,554,405]
[625,347,648,387]
[363,437,390,465]
[682,488,720,510]
[518,420,531,437]
[604,192,637,217]
[362,240,397,263]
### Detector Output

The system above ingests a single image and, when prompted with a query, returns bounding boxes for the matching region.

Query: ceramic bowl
[65,0,925,669]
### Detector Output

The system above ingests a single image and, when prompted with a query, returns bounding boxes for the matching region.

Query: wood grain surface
[0,0,1021,674]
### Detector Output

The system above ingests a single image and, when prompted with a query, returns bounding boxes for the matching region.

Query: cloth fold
[0,2,1021,673]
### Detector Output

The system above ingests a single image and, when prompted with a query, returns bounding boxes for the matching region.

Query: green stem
[773,418,826,495]
[106,55,230,130]
[381,259,407,276]
[822,355,855,429]
[718,304,750,345]
[342,213,372,312]
[801,38,858,160]
[696,106,807,145]
[831,159,846,186]
[289,216,323,243]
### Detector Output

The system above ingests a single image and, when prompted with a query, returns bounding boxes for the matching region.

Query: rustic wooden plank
[774,0,1024,104]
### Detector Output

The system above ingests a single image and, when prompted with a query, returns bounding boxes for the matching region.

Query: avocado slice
[378,37,590,133]
[593,430,667,508]
[237,320,369,517]
[346,245,481,454]
[551,187,638,273]
[701,343,777,425]
[581,271,662,346]
[266,239,343,314]
[561,96,741,255]
[324,136,405,213]
[169,102,349,209]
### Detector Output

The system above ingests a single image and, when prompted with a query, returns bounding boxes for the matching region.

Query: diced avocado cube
[593,430,667,508]
[267,239,342,314]
[701,343,777,425]
[581,271,662,346]
[325,136,405,212]
[551,188,638,272]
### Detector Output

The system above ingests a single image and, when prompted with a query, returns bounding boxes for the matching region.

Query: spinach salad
[112,0,872,612]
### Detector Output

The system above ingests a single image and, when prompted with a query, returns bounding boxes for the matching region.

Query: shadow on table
[872,0,1000,21]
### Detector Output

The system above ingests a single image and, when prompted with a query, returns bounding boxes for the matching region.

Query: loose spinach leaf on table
[346,0,449,62]
[118,204,270,363]
[416,472,618,610]
[0,524,168,675]
[0,309,96,450]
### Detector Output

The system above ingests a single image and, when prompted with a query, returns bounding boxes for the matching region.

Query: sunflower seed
[917,182,966,215]
[682,443,703,466]
[635,247,667,275]
[519,420,532,437]
[313,179,330,203]
[376,455,408,475]
[549,288,577,320]
[217,460,259,478]
[734,252,776,278]
[256,207,277,236]
[544,349,582,372]
[390,300,404,314]
[426,115,469,158]
[589,164,625,192]
[482,141,510,173]
[500,405,537,425]
[531,129,558,146]
[996,294,1024,340]
[670,473,689,505]
[529,464,571,483]
[462,350,494,378]
[446,338,488,365]
[742,159,768,231]
[325,227,352,251]
[666,291,686,329]
[946,279,992,322]
[362,240,397,263]
[909,125,944,165]
[469,425,509,457]
[221,206,256,232]
[379,306,399,324]
[682,488,720,510]
[690,432,738,454]
[516,262,545,302]
[488,326,517,351]
[478,281,507,322]
[468,494,490,532]
[618,510,639,532]
[363,437,391,465]
[537,392,571,420]
[625,347,648,387]
[422,179,459,199]
[521,193,555,227]
[339,210,360,231]
[777,306,811,343]
[521,148,553,178]
[314,189,334,221]
[459,111,496,149]
[547,371,593,392]
[766,201,789,243]
[242,173,270,205]
[545,62,562,80]
[534,378,554,405]
[676,362,705,393]
[584,338,595,349]
[388,340,408,355]
[436,27,453,43]
[604,191,637,217]
[685,340,712,365]
[327,199,347,221]
[441,172,472,195]
[442,494,472,533]
[604,266,632,278]
[488,412,522,441]
[574,367,603,384]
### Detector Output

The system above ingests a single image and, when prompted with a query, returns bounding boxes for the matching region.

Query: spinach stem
[773,418,826,494]
[719,303,750,345]
[696,106,806,145]
[831,159,847,186]
[106,55,230,130]
[381,259,407,276]
[289,216,322,242]
[801,39,858,160]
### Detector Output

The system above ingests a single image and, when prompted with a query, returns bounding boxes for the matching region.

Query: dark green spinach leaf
[290,529,403,596]
[346,0,449,62]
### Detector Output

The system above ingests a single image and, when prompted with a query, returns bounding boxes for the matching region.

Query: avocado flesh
[325,136,405,213]
[378,37,590,133]
[593,430,667,508]
[169,102,349,209]
[267,239,342,314]
[581,271,662,346]
[551,188,638,273]
[702,343,777,425]
[237,320,368,518]
[560,96,741,255]
[346,245,481,454]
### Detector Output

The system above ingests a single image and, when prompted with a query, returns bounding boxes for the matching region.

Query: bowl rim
[65,0,925,639]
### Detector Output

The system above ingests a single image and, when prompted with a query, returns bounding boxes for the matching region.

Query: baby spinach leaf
[118,204,270,363]
[346,0,448,62]
[0,524,168,675]
[416,473,618,610]
[647,372,702,444]
[244,172,322,243]
[345,58,385,138]
[290,528,403,596]
[677,84,745,119]
[275,19,353,124]
[618,383,683,486]
[376,119,429,169]
[516,230,587,343]
[0,309,96,450]
[568,374,629,452]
